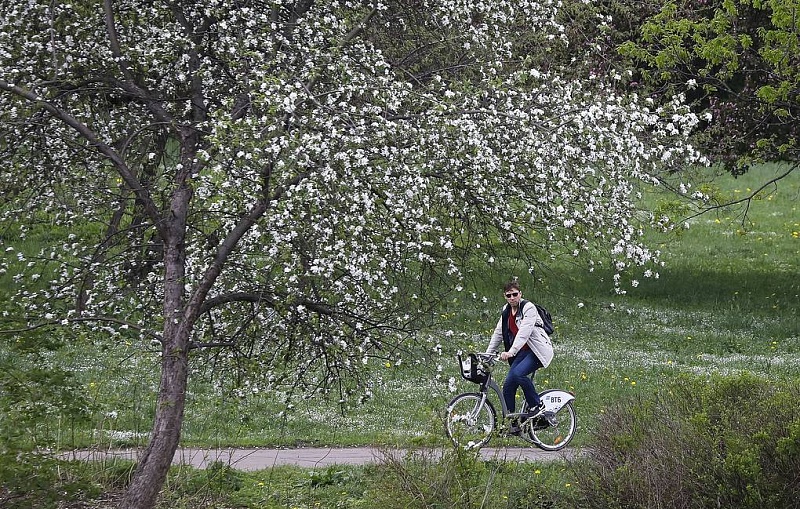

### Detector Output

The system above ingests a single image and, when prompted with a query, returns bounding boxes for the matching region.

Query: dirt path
[63,446,579,471]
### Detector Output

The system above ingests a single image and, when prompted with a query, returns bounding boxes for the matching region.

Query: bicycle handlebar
[475,352,499,363]
[458,351,499,366]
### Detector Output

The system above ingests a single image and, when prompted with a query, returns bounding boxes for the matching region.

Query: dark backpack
[520,299,555,335]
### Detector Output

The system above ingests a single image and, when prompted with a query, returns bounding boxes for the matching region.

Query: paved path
[63,446,578,471]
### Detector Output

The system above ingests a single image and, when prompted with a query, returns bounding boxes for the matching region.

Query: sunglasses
[504,292,520,298]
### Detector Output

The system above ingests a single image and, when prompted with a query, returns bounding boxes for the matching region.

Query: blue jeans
[503,348,543,413]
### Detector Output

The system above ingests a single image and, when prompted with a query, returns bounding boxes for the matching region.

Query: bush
[362,446,570,509]
[572,374,800,509]
[0,327,92,508]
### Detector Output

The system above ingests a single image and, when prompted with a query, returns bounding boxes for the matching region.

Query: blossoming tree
[0,1,704,507]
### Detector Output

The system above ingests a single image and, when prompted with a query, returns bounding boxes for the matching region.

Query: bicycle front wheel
[526,401,576,451]
[445,393,496,450]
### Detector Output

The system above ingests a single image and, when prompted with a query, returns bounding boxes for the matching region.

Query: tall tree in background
[620,0,800,179]
[0,1,705,507]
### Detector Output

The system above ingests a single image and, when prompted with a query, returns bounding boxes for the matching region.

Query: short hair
[503,280,521,293]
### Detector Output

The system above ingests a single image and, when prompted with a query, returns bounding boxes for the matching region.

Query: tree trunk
[120,338,190,509]
[121,190,193,509]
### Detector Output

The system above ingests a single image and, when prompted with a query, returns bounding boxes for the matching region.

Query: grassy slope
[4,165,798,451]
[80,165,799,509]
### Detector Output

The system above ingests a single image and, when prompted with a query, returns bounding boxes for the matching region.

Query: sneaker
[524,402,545,419]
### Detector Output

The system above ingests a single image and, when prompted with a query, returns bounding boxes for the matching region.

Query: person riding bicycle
[486,278,554,430]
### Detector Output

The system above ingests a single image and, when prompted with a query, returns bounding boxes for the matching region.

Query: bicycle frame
[463,353,575,420]
[480,376,510,416]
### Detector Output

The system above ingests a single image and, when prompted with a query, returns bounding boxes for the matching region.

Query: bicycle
[445,352,577,451]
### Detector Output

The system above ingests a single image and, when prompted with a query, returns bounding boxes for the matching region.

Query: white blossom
[0,0,706,407]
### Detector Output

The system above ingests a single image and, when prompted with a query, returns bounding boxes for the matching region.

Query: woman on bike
[486,279,553,426]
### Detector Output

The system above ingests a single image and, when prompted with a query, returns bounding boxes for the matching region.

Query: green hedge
[572,373,800,509]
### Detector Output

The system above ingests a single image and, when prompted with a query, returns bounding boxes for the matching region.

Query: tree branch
[102,0,175,127]
[0,316,161,342]
[0,80,168,239]
[683,163,798,224]
[199,291,277,314]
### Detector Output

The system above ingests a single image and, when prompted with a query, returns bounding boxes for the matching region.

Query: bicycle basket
[460,353,488,384]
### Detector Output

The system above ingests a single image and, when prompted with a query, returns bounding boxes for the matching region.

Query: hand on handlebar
[499,351,513,361]
[475,352,499,363]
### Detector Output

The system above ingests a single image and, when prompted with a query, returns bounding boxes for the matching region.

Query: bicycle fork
[466,393,489,423]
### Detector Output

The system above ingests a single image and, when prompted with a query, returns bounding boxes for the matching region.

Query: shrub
[0,326,92,508]
[572,373,800,509]
[362,446,570,509]
[159,461,244,506]
[360,447,483,508]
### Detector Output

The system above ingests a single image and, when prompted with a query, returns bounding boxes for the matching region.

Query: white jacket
[487,300,553,368]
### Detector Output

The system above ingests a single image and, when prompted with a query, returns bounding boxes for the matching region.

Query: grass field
[233,161,792,447]
[2,164,798,508]
[40,163,797,453]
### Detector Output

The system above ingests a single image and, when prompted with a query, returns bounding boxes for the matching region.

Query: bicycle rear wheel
[525,401,576,451]
[445,393,496,449]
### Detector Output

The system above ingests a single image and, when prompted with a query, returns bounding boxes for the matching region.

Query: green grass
[2,164,799,508]
[38,164,797,455]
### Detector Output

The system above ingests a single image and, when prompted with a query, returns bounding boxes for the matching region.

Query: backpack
[520,299,555,335]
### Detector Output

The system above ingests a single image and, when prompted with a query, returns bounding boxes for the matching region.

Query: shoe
[524,402,545,419]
